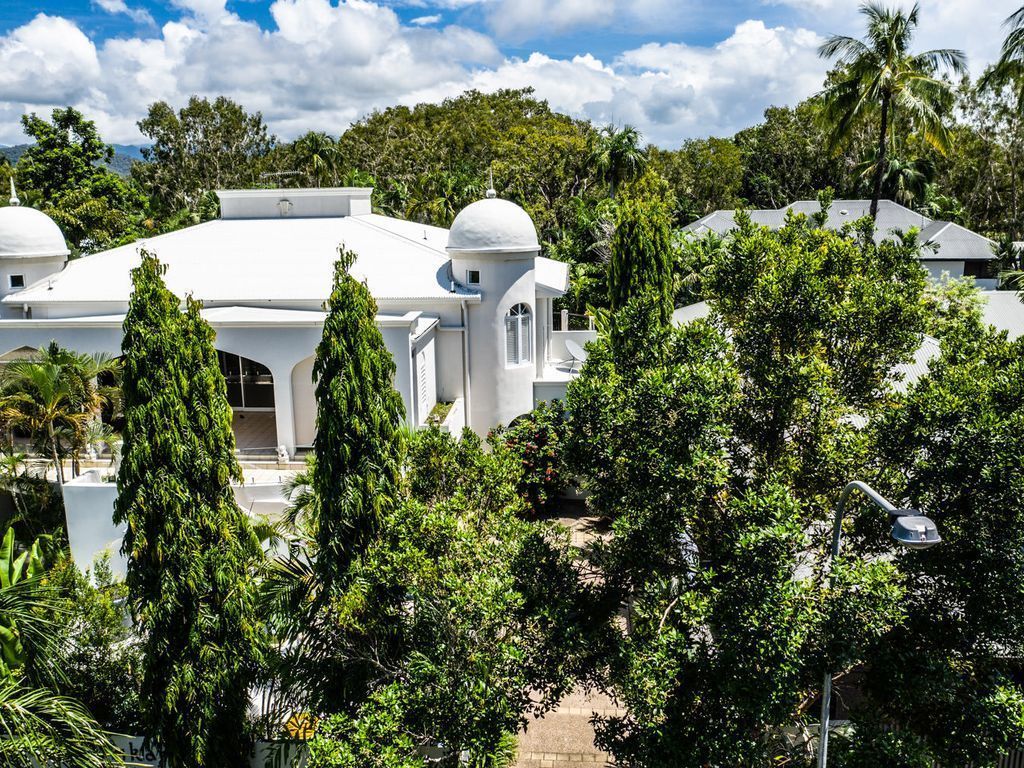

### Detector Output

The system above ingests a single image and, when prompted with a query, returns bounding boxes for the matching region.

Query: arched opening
[217,351,278,454]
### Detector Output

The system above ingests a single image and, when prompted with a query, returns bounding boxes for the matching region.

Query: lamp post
[816,481,941,768]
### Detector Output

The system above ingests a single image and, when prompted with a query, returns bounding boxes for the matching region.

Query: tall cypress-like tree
[116,252,261,767]
[312,246,405,589]
[607,197,674,343]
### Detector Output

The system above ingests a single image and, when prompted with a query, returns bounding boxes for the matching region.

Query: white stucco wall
[0,256,68,315]
[63,471,124,575]
[434,328,465,403]
[922,260,966,280]
[450,252,537,433]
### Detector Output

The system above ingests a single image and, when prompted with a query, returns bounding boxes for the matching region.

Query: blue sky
[0,1,1018,146]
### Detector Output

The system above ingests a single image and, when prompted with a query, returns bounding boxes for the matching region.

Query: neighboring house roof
[682,199,994,261]
[3,212,480,307]
[981,291,1024,339]
[671,300,710,325]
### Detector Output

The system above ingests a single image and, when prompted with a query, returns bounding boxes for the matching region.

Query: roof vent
[278,199,293,217]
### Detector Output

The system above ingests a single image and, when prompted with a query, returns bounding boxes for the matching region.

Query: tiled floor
[232,411,278,452]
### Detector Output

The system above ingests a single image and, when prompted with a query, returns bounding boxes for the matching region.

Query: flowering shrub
[493,400,568,517]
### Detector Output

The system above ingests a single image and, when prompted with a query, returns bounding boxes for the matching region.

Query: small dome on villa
[0,204,70,259]
[447,196,540,254]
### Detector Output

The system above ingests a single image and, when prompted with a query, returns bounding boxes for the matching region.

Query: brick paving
[513,505,619,767]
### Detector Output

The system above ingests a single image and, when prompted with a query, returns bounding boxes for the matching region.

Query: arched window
[504,303,532,366]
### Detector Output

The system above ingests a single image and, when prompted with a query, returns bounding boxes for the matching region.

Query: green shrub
[494,401,568,517]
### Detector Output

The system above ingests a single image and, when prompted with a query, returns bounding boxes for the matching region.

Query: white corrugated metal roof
[4,213,478,306]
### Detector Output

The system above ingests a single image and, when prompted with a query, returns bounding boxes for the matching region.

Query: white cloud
[0,1,1016,149]
[410,14,442,25]
[0,15,101,105]
[94,0,156,25]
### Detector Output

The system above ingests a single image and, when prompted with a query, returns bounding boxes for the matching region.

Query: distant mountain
[0,143,149,177]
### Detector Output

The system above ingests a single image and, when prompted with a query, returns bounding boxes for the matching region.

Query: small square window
[9,275,24,289]
[466,269,481,285]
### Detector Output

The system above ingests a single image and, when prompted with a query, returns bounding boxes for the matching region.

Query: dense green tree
[935,73,1024,238]
[134,96,276,215]
[649,137,744,221]
[334,89,596,240]
[818,2,967,217]
[836,325,1024,767]
[567,201,929,767]
[311,246,405,590]
[48,555,143,735]
[607,197,674,331]
[735,102,849,208]
[17,108,112,201]
[15,108,145,253]
[116,251,261,767]
[300,426,586,767]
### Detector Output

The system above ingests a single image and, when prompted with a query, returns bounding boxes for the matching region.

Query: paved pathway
[514,504,619,768]
[514,688,619,767]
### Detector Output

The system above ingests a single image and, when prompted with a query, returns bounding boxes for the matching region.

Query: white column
[271,365,296,458]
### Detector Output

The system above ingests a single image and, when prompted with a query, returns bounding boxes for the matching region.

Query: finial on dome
[485,168,496,199]
[8,178,20,207]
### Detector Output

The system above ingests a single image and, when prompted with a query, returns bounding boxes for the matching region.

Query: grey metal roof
[682,199,994,261]
[920,221,994,261]
[981,291,1024,339]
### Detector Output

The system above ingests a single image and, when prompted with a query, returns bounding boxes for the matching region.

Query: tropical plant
[292,132,339,188]
[981,6,1024,109]
[0,345,120,483]
[589,124,648,199]
[0,527,120,767]
[287,426,586,767]
[818,2,967,217]
[116,251,262,767]
[566,200,929,766]
[311,245,406,591]
[47,555,144,735]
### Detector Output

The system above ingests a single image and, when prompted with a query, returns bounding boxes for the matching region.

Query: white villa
[0,185,591,459]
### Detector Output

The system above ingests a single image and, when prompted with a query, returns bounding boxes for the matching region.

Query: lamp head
[890,510,941,549]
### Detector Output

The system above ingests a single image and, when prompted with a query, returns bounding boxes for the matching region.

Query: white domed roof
[0,205,70,259]
[447,197,540,254]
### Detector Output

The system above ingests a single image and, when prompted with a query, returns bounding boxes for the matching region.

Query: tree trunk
[870,94,891,219]
[47,422,63,485]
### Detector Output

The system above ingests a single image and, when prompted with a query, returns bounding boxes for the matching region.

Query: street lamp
[816,481,941,768]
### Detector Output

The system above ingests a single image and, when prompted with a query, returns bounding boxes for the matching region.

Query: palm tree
[292,131,339,187]
[857,151,935,206]
[817,2,967,217]
[981,7,1024,107]
[589,124,648,199]
[0,348,119,484]
[0,527,120,767]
